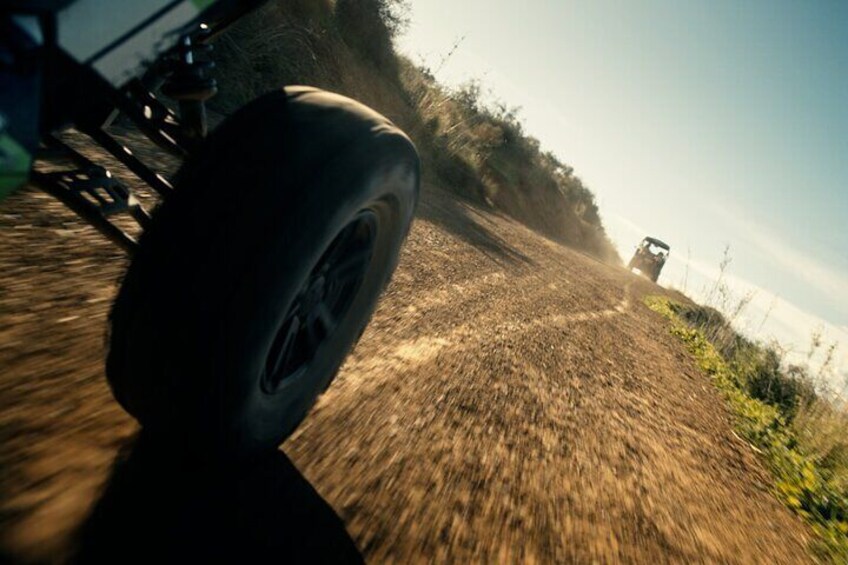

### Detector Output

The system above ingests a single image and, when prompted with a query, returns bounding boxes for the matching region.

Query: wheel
[627,257,636,270]
[107,87,419,454]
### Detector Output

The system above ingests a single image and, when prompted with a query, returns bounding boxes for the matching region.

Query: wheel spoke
[327,248,372,283]
[315,302,336,334]
[269,315,300,377]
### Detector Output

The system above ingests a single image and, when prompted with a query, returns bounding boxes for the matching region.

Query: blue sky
[397,0,848,390]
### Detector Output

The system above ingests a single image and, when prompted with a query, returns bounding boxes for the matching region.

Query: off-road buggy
[627,236,669,283]
[0,0,420,455]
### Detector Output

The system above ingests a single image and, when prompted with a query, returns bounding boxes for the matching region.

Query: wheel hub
[262,211,378,393]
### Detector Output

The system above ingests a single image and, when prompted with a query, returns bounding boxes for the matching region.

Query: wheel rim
[262,210,378,394]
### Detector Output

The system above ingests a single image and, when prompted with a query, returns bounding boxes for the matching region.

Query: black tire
[107,86,419,455]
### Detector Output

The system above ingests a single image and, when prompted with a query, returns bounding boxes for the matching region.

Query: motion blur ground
[1,171,814,562]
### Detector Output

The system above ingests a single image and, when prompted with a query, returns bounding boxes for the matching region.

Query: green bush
[669,302,816,421]
[649,297,848,560]
[741,351,816,421]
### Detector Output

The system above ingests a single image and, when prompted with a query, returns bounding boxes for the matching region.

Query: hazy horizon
[398,0,848,390]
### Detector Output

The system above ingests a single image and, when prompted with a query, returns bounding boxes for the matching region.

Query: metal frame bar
[27,14,226,253]
[31,135,154,254]
[80,126,175,197]
[31,169,140,254]
[112,80,194,158]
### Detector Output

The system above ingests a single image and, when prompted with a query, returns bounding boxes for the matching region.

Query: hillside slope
[210,0,621,264]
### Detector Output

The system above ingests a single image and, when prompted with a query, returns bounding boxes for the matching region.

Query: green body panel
[0,133,32,201]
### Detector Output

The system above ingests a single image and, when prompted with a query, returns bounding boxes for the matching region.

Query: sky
[396,0,848,391]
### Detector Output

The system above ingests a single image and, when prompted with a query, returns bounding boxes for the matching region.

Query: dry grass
[398,68,620,263]
[207,0,620,264]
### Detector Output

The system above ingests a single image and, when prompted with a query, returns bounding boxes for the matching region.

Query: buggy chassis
[1,1,421,455]
[2,0,269,252]
[627,236,670,283]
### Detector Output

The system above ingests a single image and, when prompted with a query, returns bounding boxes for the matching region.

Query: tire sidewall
[107,89,419,454]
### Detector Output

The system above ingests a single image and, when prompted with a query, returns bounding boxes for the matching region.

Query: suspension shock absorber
[160,35,218,140]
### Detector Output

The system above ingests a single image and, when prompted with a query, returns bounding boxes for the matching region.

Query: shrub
[650,297,848,560]
[211,0,621,264]
[335,0,406,68]
[399,70,620,263]
[669,302,817,420]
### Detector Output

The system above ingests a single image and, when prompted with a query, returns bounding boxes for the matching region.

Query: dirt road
[1,150,813,562]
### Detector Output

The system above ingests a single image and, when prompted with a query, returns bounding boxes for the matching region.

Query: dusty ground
[0,132,814,563]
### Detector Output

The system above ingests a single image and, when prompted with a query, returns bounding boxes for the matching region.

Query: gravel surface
[0,134,813,563]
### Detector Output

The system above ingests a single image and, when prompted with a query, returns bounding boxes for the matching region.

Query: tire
[107,87,419,455]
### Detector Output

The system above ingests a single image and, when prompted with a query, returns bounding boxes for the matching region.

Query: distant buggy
[628,237,670,283]
[1,0,420,455]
